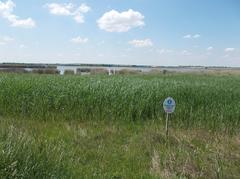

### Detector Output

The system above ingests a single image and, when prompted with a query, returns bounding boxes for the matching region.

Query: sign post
[163,97,176,137]
[165,113,169,136]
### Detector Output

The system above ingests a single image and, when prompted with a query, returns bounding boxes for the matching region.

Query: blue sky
[0,0,239,66]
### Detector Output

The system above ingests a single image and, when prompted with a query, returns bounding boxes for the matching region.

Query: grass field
[0,73,240,178]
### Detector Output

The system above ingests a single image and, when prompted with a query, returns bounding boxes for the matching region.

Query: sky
[0,0,240,66]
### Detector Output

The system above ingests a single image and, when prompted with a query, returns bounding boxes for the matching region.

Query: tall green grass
[0,73,240,131]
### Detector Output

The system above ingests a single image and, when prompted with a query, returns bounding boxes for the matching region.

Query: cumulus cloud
[183,34,200,39]
[46,3,73,16]
[0,0,35,28]
[224,48,235,52]
[45,3,90,24]
[128,39,153,47]
[97,9,145,32]
[70,36,88,44]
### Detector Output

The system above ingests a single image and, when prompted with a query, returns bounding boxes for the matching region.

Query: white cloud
[19,44,27,48]
[77,4,90,13]
[158,48,173,54]
[223,54,230,58]
[45,3,90,24]
[183,34,191,39]
[70,36,88,44]
[0,35,14,45]
[2,35,14,42]
[224,48,235,52]
[46,3,73,16]
[128,39,153,48]
[181,50,191,56]
[0,0,35,28]
[193,34,200,39]
[97,9,145,32]
[74,14,84,23]
[183,34,200,39]
[207,46,213,51]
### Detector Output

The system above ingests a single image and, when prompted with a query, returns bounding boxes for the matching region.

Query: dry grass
[0,118,239,178]
[90,68,108,75]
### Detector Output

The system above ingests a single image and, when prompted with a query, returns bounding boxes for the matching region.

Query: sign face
[163,97,176,114]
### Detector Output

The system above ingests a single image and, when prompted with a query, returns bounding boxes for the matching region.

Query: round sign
[163,97,176,114]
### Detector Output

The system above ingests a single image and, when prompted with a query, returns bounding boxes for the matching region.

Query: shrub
[32,68,60,75]
[64,70,75,75]
[116,69,141,75]
[90,68,108,75]
[0,68,28,74]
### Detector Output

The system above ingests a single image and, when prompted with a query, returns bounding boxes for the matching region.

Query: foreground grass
[0,117,239,178]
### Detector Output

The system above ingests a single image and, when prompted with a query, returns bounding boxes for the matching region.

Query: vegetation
[32,68,60,75]
[90,68,108,75]
[0,73,239,178]
[0,118,239,178]
[76,68,91,75]
[0,68,28,73]
[116,69,142,75]
[0,73,240,131]
[63,69,75,75]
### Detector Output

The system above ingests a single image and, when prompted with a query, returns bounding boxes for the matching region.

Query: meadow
[0,73,240,130]
[0,73,240,178]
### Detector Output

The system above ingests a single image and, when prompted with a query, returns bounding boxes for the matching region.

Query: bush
[0,68,28,74]
[32,69,60,75]
[90,68,108,75]
[163,70,168,75]
[148,69,162,74]
[76,68,91,75]
[64,70,75,75]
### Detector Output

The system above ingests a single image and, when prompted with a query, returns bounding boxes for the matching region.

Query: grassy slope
[0,118,239,178]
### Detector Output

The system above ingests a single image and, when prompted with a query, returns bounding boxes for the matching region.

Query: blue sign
[163,97,176,114]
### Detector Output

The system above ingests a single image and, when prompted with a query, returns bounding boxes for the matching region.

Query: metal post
[165,113,169,137]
